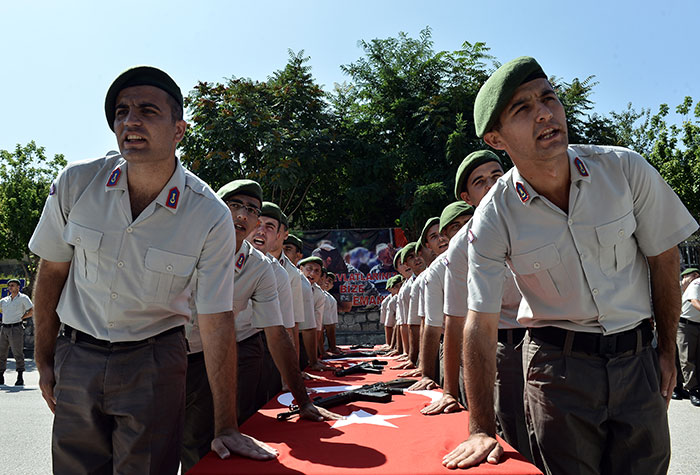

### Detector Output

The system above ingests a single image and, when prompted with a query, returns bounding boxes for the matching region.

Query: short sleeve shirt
[298,274,317,331]
[379,296,390,325]
[443,222,471,318]
[396,275,414,325]
[681,278,700,322]
[385,295,397,327]
[322,291,335,325]
[0,293,33,324]
[268,254,295,329]
[29,155,235,342]
[407,273,425,325]
[468,145,698,334]
[424,257,447,328]
[279,254,305,324]
[312,284,326,331]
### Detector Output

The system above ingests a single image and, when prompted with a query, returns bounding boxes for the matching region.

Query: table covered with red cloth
[189,351,541,474]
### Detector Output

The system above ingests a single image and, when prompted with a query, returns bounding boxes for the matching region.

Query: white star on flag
[331,409,409,429]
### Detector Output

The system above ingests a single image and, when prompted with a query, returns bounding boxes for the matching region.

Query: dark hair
[165,94,183,123]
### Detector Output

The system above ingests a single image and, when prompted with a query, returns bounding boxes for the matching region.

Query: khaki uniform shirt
[379,296,390,325]
[298,274,317,331]
[385,294,398,327]
[279,254,305,324]
[29,155,235,342]
[681,277,700,323]
[312,284,326,331]
[396,275,414,325]
[424,257,447,328]
[468,145,698,334]
[267,254,294,329]
[407,272,425,325]
[0,293,33,324]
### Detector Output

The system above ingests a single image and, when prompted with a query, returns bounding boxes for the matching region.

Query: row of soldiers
[378,149,533,460]
[182,179,347,471]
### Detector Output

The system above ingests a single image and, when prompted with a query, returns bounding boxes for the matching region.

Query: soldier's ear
[483,130,505,151]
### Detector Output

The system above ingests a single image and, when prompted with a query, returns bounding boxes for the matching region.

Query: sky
[0,0,697,164]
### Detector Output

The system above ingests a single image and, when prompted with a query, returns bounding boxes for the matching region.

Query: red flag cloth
[189,352,541,475]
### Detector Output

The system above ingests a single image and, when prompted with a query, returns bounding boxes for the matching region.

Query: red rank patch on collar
[236,253,246,269]
[106,168,121,187]
[574,157,589,177]
[166,187,179,209]
[49,183,56,195]
[468,229,476,243]
[515,182,529,203]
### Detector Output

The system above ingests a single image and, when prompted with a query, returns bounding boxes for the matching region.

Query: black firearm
[277,378,417,421]
[323,350,387,360]
[334,360,387,377]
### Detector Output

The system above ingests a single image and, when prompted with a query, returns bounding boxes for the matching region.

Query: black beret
[216,179,263,204]
[454,150,502,200]
[260,201,283,224]
[284,234,303,253]
[105,66,183,131]
[419,217,440,246]
[280,210,289,229]
[298,256,324,268]
[439,201,474,233]
[474,56,546,138]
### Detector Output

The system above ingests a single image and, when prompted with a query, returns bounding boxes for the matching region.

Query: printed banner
[296,229,407,312]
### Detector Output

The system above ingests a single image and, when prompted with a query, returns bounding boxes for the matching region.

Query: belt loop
[634,328,642,354]
[147,336,156,344]
[69,327,77,344]
[507,329,513,345]
[563,331,575,356]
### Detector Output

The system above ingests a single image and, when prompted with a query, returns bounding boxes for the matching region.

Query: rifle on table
[334,360,387,377]
[323,350,387,360]
[277,378,416,421]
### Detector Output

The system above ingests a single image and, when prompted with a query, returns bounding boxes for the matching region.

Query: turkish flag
[189,353,541,474]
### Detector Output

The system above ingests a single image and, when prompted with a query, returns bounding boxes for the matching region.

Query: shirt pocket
[62,221,103,283]
[595,211,638,276]
[510,243,571,298]
[143,248,198,303]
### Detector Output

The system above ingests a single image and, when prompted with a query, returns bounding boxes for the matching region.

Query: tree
[0,142,66,287]
[180,50,341,229]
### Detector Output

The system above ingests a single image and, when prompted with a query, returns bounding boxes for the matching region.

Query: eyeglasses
[225,199,261,217]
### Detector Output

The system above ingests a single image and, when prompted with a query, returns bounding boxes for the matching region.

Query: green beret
[386,275,397,289]
[419,217,440,246]
[327,272,335,281]
[216,179,263,204]
[400,242,417,264]
[439,201,474,233]
[105,66,183,131]
[393,248,404,270]
[260,201,282,224]
[6,278,20,286]
[284,234,303,253]
[454,150,502,200]
[474,56,546,138]
[298,256,323,268]
[681,267,700,277]
[280,210,289,229]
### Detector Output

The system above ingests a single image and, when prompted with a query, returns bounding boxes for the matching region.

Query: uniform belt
[497,328,526,345]
[528,320,653,355]
[679,317,700,326]
[63,325,183,348]
[1,322,23,327]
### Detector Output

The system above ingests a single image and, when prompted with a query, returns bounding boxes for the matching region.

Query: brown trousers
[52,330,187,475]
[522,333,670,475]
[0,324,25,373]
[677,321,700,390]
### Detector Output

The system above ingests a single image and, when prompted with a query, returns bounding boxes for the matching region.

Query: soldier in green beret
[444,56,697,474]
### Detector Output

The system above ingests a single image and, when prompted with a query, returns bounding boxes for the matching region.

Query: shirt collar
[510,167,538,207]
[567,148,591,184]
[154,161,187,214]
[104,157,128,192]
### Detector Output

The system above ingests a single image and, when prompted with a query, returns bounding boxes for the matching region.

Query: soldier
[29,66,274,474]
[443,56,696,474]
[678,267,700,407]
[182,181,338,471]
[0,278,33,386]
[321,272,340,354]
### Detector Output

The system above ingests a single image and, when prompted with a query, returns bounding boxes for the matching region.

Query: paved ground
[1,358,698,474]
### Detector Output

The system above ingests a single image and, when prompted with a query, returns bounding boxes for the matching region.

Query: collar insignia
[49,183,56,196]
[166,187,180,209]
[515,182,530,203]
[106,168,121,187]
[574,157,589,177]
[236,253,246,269]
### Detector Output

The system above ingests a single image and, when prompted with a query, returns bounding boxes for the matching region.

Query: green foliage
[399,182,450,241]
[0,141,66,284]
